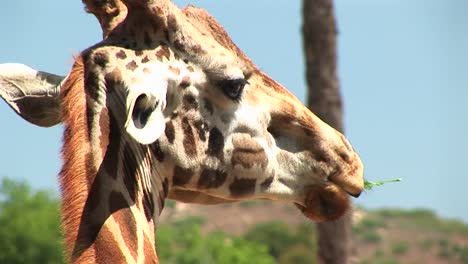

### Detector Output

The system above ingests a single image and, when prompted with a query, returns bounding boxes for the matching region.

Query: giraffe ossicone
[0,0,364,263]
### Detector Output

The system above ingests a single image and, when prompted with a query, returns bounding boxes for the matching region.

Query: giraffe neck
[60,56,165,263]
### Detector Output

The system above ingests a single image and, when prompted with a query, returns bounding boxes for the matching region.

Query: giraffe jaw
[294,184,350,222]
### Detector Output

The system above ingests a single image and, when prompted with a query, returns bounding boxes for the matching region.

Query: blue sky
[1,0,467,222]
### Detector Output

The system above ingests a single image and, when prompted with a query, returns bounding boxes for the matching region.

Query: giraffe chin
[294,184,350,222]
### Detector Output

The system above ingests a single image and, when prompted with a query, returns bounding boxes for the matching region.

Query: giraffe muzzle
[328,135,365,198]
[295,184,350,222]
[295,132,364,221]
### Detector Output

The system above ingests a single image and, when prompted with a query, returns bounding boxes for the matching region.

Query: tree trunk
[302,0,353,263]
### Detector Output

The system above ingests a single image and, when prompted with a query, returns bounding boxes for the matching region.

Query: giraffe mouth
[294,184,350,222]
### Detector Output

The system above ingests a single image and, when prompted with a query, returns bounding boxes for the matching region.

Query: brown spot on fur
[180,76,191,88]
[173,39,185,53]
[191,44,206,55]
[167,14,177,32]
[143,235,158,262]
[260,176,274,190]
[203,98,214,115]
[126,60,138,71]
[150,140,165,162]
[206,127,224,160]
[113,207,138,260]
[144,31,153,47]
[104,68,122,93]
[141,55,150,63]
[305,148,331,163]
[229,178,256,197]
[173,166,193,186]
[123,144,138,202]
[181,117,197,157]
[162,178,169,197]
[103,112,121,179]
[198,169,227,189]
[231,148,268,169]
[129,29,136,38]
[165,121,175,144]
[182,94,198,111]
[94,226,127,263]
[231,136,268,169]
[187,65,194,72]
[142,191,155,222]
[108,191,129,213]
[86,172,104,213]
[116,50,127,59]
[150,16,160,33]
[155,45,170,61]
[193,119,208,142]
[143,68,151,74]
[168,66,180,75]
[84,70,100,101]
[92,50,109,68]
[135,50,144,56]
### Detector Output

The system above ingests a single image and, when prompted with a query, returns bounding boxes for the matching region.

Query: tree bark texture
[302,0,353,263]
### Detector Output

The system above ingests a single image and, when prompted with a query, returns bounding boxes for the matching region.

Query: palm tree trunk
[302,0,353,263]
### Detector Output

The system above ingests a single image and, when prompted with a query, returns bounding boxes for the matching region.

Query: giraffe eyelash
[218,78,248,102]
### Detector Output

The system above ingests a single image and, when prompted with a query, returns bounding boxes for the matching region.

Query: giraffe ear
[0,63,64,127]
[125,82,167,145]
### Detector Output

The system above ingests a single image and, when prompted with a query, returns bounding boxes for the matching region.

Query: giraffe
[0,0,364,263]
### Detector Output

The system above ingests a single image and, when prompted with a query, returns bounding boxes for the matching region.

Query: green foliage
[157,217,275,264]
[373,248,385,258]
[1,177,467,264]
[374,208,468,235]
[360,254,401,264]
[391,241,409,255]
[418,238,434,252]
[278,244,316,264]
[364,178,402,191]
[361,259,398,264]
[353,217,386,233]
[244,221,296,258]
[353,217,384,244]
[361,231,382,244]
[244,221,317,263]
[0,178,64,264]
[460,246,468,263]
[436,238,453,259]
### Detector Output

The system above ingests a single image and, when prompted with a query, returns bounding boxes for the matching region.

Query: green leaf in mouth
[364,178,402,191]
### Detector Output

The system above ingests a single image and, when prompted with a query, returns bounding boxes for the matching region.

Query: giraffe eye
[220,78,248,101]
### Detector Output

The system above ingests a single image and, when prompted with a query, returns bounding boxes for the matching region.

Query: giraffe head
[0,0,364,262]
